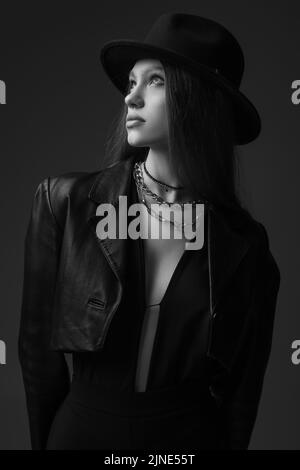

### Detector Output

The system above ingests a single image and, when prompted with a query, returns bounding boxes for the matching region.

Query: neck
[141,148,194,203]
[145,148,181,187]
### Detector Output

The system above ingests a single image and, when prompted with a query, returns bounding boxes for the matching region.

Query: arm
[219,225,281,450]
[18,177,71,450]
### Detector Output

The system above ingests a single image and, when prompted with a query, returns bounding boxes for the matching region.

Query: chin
[127,136,149,147]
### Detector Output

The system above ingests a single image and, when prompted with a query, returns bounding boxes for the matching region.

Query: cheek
[150,101,168,131]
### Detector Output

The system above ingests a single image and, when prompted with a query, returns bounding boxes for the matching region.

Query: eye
[126,74,164,94]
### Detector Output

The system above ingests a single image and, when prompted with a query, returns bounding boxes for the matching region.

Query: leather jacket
[18,155,281,450]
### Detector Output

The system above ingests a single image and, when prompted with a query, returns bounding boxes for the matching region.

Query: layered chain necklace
[133,161,205,229]
[143,160,185,192]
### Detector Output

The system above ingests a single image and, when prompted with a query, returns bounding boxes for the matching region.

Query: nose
[124,84,144,107]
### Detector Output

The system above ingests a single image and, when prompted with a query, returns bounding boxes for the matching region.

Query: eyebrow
[128,66,164,79]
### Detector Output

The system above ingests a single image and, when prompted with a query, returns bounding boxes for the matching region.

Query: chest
[139,202,188,306]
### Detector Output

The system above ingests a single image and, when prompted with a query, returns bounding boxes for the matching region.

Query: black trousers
[46,378,222,450]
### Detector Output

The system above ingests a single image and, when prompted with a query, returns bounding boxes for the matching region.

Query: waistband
[68,377,214,417]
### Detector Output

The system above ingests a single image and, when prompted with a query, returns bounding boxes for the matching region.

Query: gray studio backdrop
[0,0,299,450]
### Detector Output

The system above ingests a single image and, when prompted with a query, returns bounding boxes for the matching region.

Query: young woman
[18,13,281,450]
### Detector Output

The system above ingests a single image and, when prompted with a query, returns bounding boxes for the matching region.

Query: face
[124,58,169,149]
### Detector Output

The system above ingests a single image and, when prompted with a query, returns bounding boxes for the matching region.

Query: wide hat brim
[100,40,261,145]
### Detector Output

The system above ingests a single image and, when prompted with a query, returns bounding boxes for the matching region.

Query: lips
[126,115,145,122]
[126,119,145,127]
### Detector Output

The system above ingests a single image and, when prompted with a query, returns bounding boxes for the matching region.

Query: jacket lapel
[87,155,251,319]
[87,157,136,289]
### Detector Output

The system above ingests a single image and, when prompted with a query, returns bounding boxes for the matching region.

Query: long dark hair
[101,59,253,219]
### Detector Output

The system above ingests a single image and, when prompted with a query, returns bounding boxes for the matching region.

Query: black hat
[100,12,261,145]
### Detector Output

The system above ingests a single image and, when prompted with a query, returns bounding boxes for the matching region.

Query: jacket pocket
[87,297,106,310]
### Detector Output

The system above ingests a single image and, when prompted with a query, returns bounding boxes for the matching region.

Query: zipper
[206,205,229,374]
[207,203,215,358]
[208,204,214,318]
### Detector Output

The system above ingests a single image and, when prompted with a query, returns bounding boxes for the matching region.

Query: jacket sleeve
[18,177,71,450]
[218,225,281,450]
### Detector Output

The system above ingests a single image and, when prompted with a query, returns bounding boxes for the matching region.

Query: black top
[72,176,211,392]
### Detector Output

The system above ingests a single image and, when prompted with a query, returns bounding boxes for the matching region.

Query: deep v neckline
[132,172,193,311]
[131,169,196,311]
[139,236,191,311]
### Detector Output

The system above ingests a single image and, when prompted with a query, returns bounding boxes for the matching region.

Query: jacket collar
[87,155,251,317]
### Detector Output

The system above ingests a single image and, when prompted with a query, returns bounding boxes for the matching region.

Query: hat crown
[143,13,245,88]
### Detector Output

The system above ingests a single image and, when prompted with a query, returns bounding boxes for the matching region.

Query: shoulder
[31,159,130,228]
[247,218,281,288]
[220,204,268,247]
[35,170,98,202]
[47,160,122,208]
[32,169,103,231]
[226,206,281,285]
[48,170,98,203]
[47,159,121,201]
[224,205,272,249]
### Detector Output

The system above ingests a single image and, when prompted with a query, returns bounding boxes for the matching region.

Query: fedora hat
[100,12,261,145]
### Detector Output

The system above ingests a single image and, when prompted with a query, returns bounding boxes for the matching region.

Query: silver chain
[133,162,206,207]
[133,162,203,228]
